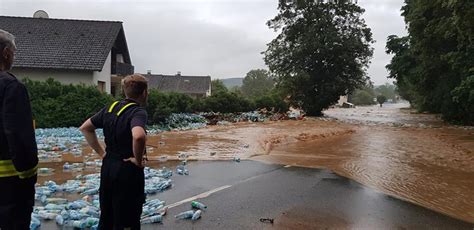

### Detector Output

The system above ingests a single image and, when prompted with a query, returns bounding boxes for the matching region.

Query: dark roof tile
[145,74,211,95]
[0,16,123,71]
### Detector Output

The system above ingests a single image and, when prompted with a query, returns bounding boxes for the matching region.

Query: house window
[111,85,116,96]
[97,81,106,93]
[116,54,124,63]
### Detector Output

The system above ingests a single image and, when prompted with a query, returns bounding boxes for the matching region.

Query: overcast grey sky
[0,0,406,85]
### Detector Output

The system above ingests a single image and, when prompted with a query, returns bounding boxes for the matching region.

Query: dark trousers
[0,176,36,230]
[99,158,145,230]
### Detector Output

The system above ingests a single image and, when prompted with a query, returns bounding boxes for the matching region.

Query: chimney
[147,70,152,75]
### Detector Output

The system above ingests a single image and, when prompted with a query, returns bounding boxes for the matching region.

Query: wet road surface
[41,161,473,229]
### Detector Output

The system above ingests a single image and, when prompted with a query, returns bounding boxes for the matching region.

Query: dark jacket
[0,71,38,178]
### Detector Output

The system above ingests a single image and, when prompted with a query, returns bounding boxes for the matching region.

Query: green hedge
[201,92,254,113]
[253,91,289,112]
[23,79,290,128]
[146,90,260,124]
[23,78,114,128]
[146,89,290,125]
[146,90,194,124]
[351,90,376,105]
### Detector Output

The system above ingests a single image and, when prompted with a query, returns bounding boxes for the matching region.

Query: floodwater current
[39,102,474,223]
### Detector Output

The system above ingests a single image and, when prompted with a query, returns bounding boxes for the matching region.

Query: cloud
[359,0,407,85]
[0,0,406,84]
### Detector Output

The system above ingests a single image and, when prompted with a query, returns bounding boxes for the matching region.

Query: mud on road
[141,104,474,223]
[39,103,474,223]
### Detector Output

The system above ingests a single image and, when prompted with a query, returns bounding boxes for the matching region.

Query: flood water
[38,102,474,223]
[147,102,474,223]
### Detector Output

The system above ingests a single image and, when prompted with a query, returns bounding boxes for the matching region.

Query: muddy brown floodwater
[143,103,474,223]
[39,102,473,223]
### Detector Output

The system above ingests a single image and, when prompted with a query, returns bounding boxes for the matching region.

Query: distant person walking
[80,74,148,229]
[0,29,39,229]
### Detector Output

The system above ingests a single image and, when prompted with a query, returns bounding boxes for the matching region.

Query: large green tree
[387,0,473,124]
[385,35,417,103]
[211,79,228,95]
[350,83,376,105]
[375,83,397,102]
[264,0,374,115]
[241,69,274,98]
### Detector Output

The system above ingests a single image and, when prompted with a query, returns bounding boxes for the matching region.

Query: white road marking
[165,185,232,209]
[164,167,283,210]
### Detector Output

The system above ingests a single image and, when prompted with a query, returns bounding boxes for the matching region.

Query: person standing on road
[80,74,148,230]
[0,29,39,229]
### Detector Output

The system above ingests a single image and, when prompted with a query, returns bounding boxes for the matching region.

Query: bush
[351,90,375,105]
[202,92,254,113]
[23,78,292,128]
[146,90,194,124]
[23,78,114,128]
[145,90,292,123]
[447,76,474,125]
[377,95,387,106]
[254,92,289,112]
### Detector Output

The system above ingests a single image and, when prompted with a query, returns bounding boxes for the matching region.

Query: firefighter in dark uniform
[80,74,148,230]
[0,30,39,229]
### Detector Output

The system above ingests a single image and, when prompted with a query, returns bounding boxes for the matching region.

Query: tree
[204,92,253,113]
[241,69,274,98]
[451,76,474,124]
[146,90,194,124]
[254,88,289,112]
[349,83,376,105]
[377,95,387,107]
[352,90,375,105]
[264,0,374,116]
[354,91,374,105]
[374,83,397,102]
[385,35,417,103]
[229,86,243,95]
[211,79,228,95]
[386,0,474,124]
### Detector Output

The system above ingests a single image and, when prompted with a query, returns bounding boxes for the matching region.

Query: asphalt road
[43,160,473,229]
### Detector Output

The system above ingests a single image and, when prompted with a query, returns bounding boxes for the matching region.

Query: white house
[0,13,134,95]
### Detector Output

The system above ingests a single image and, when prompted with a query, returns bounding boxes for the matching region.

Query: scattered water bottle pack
[141,199,167,224]
[29,122,230,229]
[191,201,207,210]
[176,164,189,175]
[38,167,54,174]
[35,128,105,162]
[146,113,208,134]
[175,210,195,220]
[200,111,270,123]
[174,201,207,222]
[192,210,202,221]
[63,162,93,171]
[32,166,174,229]
[34,111,273,162]
[30,215,41,230]
[141,214,163,224]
